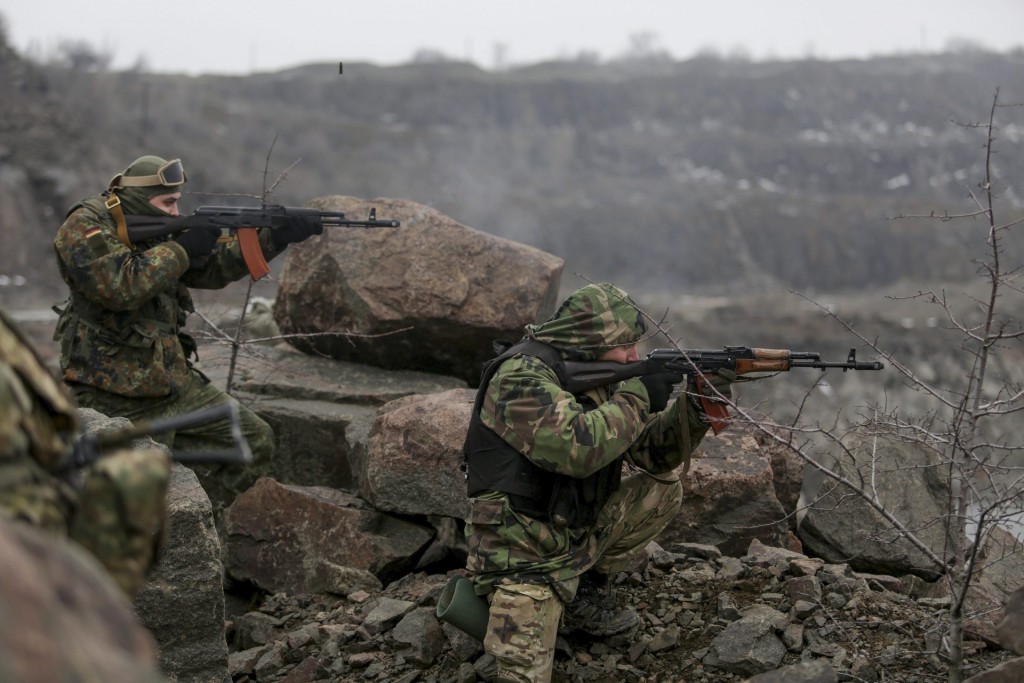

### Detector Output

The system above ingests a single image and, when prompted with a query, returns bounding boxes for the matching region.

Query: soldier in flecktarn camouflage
[0,307,170,598]
[52,156,320,511]
[463,282,733,683]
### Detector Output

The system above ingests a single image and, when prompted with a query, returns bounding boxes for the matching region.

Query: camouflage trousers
[482,470,683,683]
[71,369,274,513]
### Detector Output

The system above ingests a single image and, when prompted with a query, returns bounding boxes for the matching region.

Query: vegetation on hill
[1,21,1022,304]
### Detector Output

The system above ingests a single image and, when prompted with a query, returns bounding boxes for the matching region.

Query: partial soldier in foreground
[51,155,320,510]
[463,282,734,682]
[0,307,169,597]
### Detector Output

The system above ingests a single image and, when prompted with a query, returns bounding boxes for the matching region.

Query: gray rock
[224,478,432,592]
[235,611,284,650]
[274,195,563,383]
[793,600,819,620]
[248,395,379,491]
[784,575,822,604]
[782,623,805,652]
[361,388,476,518]
[737,604,790,630]
[798,430,953,579]
[364,597,417,635]
[197,344,466,406]
[997,585,1024,655]
[718,556,748,581]
[673,542,724,561]
[253,642,287,678]
[963,656,1024,683]
[790,557,825,576]
[195,345,464,496]
[650,626,681,652]
[392,607,446,666]
[704,615,786,676]
[442,622,484,662]
[718,593,742,621]
[743,659,838,682]
[966,526,1024,645]
[227,646,265,678]
[765,432,805,522]
[134,464,228,683]
[660,424,790,555]
[746,537,809,565]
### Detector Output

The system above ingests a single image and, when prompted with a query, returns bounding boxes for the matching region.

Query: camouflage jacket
[0,308,79,531]
[52,194,284,397]
[465,283,709,596]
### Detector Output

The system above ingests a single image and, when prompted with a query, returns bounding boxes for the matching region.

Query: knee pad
[484,583,562,674]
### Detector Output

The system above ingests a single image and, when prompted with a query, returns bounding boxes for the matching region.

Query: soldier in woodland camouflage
[52,156,320,510]
[0,307,169,597]
[463,283,733,683]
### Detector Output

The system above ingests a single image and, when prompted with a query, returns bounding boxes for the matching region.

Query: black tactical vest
[463,340,623,529]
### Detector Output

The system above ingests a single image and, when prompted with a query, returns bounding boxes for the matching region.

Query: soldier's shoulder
[488,355,564,405]
[0,312,77,420]
[60,198,113,233]
[496,353,559,381]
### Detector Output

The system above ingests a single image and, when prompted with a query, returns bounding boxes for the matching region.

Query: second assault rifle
[61,402,253,483]
[123,204,401,280]
[562,346,884,433]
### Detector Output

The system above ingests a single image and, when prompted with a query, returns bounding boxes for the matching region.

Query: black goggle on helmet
[107,158,187,191]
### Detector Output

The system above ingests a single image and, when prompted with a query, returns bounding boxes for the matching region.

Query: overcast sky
[2,0,1022,75]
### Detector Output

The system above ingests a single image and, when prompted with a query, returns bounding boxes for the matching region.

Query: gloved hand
[174,227,221,268]
[699,368,737,401]
[639,372,684,413]
[272,214,323,250]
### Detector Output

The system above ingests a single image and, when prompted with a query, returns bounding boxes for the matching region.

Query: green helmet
[525,282,647,361]
[107,156,187,215]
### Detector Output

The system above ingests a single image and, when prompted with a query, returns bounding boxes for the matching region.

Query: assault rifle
[62,402,253,481]
[562,346,884,433]
[124,204,401,280]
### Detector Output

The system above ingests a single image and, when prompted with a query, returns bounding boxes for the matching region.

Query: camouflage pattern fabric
[71,372,274,512]
[53,193,282,397]
[69,446,170,597]
[0,310,79,534]
[0,308,169,598]
[524,281,646,361]
[484,582,562,683]
[465,282,709,681]
[479,471,684,682]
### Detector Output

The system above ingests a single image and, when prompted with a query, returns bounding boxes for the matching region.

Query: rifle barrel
[68,402,253,473]
[322,218,400,228]
[789,358,884,371]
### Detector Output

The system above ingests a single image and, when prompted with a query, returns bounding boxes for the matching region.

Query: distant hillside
[2,30,1023,304]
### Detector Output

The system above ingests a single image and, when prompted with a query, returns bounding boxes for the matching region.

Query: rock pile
[142,338,1019,683]
[222,539,1017,683]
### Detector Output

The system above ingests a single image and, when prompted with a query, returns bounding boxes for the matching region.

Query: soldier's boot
[561,572,638,637]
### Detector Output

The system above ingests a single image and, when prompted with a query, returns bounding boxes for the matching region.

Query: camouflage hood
[112,155,185,217]
[524,282,646,361]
